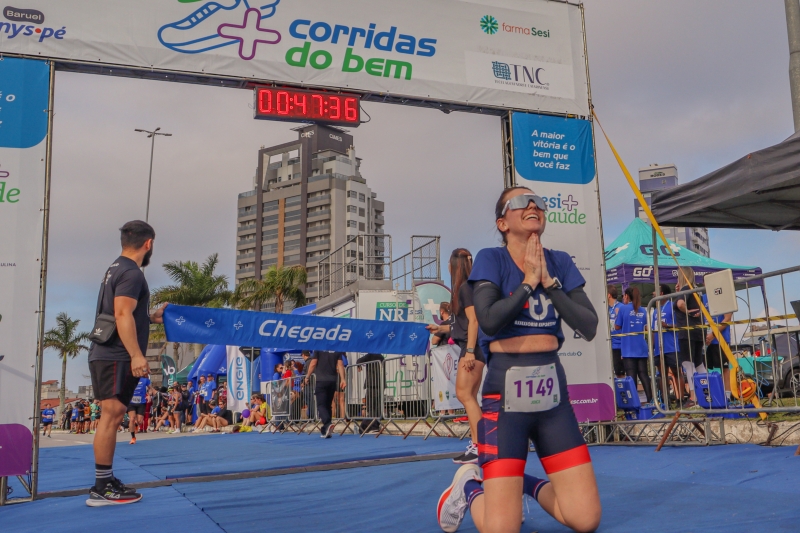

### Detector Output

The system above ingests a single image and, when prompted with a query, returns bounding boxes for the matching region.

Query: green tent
[175,361,195,384]
[605,219,760,288]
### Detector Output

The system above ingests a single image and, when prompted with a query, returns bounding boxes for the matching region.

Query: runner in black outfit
[87,221,166,507]
[305,350,346,438]
[356,352,385,434]
[437,187,601,533]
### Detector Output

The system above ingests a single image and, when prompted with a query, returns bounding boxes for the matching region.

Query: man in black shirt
[356,353,384,434]
[87,221,166,507]
[305,350,346,438]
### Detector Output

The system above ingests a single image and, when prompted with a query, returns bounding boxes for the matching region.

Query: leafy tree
[43,313,90,415]
[151,253,232,358]
[234,264,307,314]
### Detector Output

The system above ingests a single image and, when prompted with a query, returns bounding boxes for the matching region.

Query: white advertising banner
[0,57,49,476]
[511,112,615,422]
[226,345,251,413]
[430,344,463,411]
[0,0,589,115]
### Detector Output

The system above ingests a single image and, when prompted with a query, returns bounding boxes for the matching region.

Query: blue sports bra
[468,246,585,348]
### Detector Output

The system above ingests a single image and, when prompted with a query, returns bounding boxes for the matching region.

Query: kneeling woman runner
[437,187,602,533]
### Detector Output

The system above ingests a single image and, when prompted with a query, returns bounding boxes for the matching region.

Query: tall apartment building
[634,164,710,257]
[236,124,385,307]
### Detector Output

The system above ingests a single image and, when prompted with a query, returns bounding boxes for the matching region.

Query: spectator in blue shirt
[41,403,56,438]
[615,287,653,404]
[608,285,625,378]
[652,284,682,405]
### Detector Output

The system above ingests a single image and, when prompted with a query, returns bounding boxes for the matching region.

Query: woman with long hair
[428,249,486,464]
[615,287,653,404]
[437,187,601,533]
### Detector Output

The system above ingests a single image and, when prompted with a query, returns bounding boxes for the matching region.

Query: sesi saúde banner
[511,112,615,422]
[0,57,49,477]
[0,0,589,116]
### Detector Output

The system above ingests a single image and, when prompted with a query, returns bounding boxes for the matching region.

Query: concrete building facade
[236,124,385,307]
[634,163,711,257]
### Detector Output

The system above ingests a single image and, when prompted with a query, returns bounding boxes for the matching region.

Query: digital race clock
[253,87,361,127]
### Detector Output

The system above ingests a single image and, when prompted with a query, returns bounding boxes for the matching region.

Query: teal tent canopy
[605,219,760,287]
[175,361,194,383]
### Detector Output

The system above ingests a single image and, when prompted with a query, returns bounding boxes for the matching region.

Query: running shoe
[452,441,479,464]
[437,464,481,533]
[86,482,142,507]
[157,0,280,54]
[111,477,138,495]
[129,436,136,445]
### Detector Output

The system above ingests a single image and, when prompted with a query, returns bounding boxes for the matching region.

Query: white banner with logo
[430,344,462,411]
[0,57,49,477]
[511,112,615,422]
[0,0,588,115]
[226,345,251,413]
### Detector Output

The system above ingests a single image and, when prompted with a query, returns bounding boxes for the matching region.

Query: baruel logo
[4,6,43,23]
[480,15,550,38]
[1,7,65,42]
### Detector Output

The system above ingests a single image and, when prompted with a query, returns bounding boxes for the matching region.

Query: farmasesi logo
[157,0,437,81]
[479,14,551,38]
[1,6,66,42]
[258,319,352,342]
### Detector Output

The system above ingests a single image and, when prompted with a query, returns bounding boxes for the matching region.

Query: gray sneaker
[437,464,481,532]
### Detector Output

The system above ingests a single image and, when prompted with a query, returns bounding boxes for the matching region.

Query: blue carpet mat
[0,486,223,533]
[4,440,800,532]
[23,432,467,493]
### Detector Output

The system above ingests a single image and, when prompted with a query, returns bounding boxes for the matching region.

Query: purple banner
[0,424,33,476]
[607,265,761,287]
[568,383,616,423]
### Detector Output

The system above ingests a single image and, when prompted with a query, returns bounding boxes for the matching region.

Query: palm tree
[43,313,90,415]
[151,253,232,359]
[234,264,307,313]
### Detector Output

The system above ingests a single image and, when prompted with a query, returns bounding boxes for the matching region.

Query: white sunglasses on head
[500,193,548,217]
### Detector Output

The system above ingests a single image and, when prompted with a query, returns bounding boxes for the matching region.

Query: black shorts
[456,340,486,364]
[477,352,590,480]
[704,344,729,369]
[678,338,705,367]
[660,352,680,370]
[128,403,146,416]
[42,421,52,427]
[612,348,624,376]
[89,359,140,407]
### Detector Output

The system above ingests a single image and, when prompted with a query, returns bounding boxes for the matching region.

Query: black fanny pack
[88,271,117,344]
[89,313,117,344]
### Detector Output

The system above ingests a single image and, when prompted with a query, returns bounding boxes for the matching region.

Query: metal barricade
[345,359,385,437]
[262,377,291,433]
[287,375,318,434]
[646,264,800,423]
[381,355,433,437]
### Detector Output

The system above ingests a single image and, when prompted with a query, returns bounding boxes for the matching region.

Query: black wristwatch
[545,278,562,291]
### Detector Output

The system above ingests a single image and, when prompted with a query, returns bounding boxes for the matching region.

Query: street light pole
[785,0,800,131]
[134,127,172,223]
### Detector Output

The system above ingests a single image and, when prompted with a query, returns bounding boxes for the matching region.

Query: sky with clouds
[38,0,799,390]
